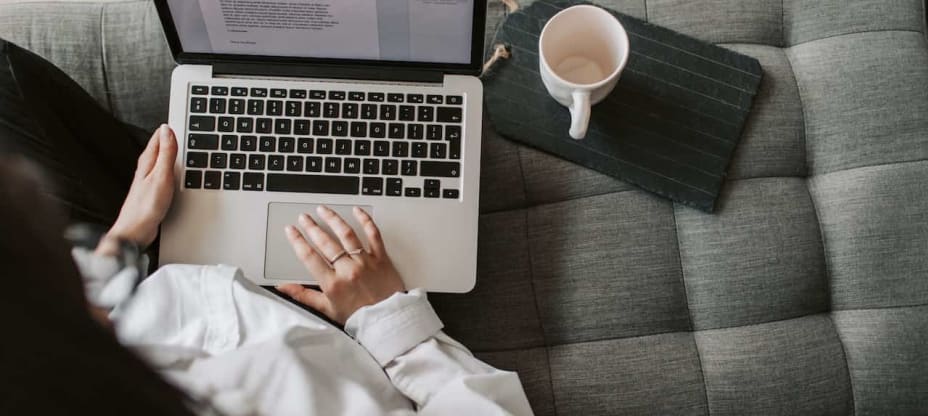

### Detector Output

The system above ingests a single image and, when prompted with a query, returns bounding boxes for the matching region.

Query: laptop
[153,0,486,292]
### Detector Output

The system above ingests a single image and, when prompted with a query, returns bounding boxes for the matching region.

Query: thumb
[278,284,332,316]
[153,125,178,176]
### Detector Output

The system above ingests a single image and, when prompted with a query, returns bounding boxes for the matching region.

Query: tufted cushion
[1,0,926,414]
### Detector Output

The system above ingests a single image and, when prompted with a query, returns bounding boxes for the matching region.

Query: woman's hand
[277,206,406,324]
[100,125,177,253]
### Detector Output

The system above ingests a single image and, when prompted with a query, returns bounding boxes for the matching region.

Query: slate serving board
[483,0,764,212]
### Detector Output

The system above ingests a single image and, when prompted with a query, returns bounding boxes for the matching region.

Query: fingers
[353,206,385,258]
[285,225,333,283]
[135,127,162,178]
[298,213,346,262]
[277,284,332,316]
[316,206,364,252]
[152,125,178,178]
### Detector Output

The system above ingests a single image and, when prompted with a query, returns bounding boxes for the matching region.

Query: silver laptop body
[154,0,486,292]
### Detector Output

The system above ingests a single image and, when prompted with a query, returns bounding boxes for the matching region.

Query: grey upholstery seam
[813,158,928,179]
[99,3,113,112]
[643,0,649,21]
[785,26,857,412]
[516,146,559,416]
[789,29,924,48]
[481,187,638,215]
[670,204,712,416]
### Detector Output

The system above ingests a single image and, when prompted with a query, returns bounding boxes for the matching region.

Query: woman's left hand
[101,125,177,252]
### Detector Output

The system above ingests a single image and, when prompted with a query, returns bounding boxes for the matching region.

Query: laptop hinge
[212,62,445,84]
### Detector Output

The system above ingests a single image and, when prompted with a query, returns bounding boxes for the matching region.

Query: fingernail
[317,205,331,214]
[300,213,312,224]
[284,225,295,235]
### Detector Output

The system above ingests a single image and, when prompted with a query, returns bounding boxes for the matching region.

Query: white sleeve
[345,289,534,415]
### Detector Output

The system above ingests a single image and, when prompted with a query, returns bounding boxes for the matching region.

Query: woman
[0,39,532,415]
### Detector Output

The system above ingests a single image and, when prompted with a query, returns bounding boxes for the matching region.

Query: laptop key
[363,158,379,175]
[382,159,399,175]
[242,172,264,191]
[305,102,321,118]
[187,152,208,168]
[286,156,303,171]
[210,153,228,169]
[278,137,295,153]
[231,87,248,96]
[309,90,326,99]
[332,121,348,137]
[189,116,215,132]
[313,120,330,136]
[350,122,367,138]
[294,119,311,135]
[260,136,276,152]
[399,105,415,121]
[267,100,283,116]
[418,106,434,122]
[424,188,441,198]
[188,134,219,150]
[427,95,443,104]
[229,99,245,115]
[268,155,285,171]
[361,104,377,120]
[250,88,268,98]
[446,125,461,140]
[370,123,386,138]
[236,117,254,133]
[240,135,257,151]
[387,93,404,103]
[249,154,266,170]
[386,178,403,196]
[297,138,314,154]
[354,140,371,156]
[209,98,226,114]
[324,102,340,118]
[407,94,424,103]
[289,89,307,99]
[286,101,302,117]
[267,174,359,195]
[344,158,361,174]
[274,119,291,134]
[185,170,202,189]
[316,139,333,154]
[392,142,408,157]
[429,143,447,159]
[361,177,384,195]
[305,156,323,172]
[191,85,209,95]
[256,118,272,134]
[335,139,352,155]
[223,172,240,190]
[325,157,341,173]
[426,125,442,140]
[449,137,461,160]
[405,187,421,197]
[230,153,247,169]
[412,142,427,158]
[388,123,405,139]
[270,88,287,98]
[348,91,365,101]
[190,97,207,113]
[443,189,460,199]
[408,124,424,140]
[368,92,385,102]
[218,117,234,132]
[401,160,417,176]
[343,103,359,119]
[247,100,264,115]
[203,171,222,189]
[222,134,238,150]
[329,91,346,100]
[437,107,463,123]
[421,161,460,177]
[447,95,463,105]
[380,104,396,120]
[373,141,390,156]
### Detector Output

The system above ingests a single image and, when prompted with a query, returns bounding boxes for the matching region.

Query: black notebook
[482,0,764,212]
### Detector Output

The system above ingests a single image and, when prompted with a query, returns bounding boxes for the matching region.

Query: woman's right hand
[277,206,406,325]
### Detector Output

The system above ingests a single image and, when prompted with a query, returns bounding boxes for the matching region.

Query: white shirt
[104,264,533,416]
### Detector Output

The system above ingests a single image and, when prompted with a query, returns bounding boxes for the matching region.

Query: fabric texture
[2,0,926,414]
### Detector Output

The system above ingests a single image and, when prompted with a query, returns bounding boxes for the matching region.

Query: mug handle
[568,90,591,139]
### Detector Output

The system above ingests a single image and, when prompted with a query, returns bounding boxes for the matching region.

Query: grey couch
[2,1,926,414]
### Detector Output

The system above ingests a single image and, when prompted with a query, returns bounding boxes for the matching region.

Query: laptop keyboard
[183,84,465,199]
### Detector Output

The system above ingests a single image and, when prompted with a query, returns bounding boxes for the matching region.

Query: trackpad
[265,203,373,281]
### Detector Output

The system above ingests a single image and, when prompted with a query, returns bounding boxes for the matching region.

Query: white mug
[539,5,630,139]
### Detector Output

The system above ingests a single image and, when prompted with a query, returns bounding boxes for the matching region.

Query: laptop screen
[164,0,476,66]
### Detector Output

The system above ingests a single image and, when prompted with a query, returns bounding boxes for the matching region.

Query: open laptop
[153,0,486,292]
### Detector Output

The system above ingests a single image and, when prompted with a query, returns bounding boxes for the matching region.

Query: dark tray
[483,0,764,212]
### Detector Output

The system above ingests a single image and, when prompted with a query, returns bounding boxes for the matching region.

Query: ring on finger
[347,248,364,256]
[328,250,349,263]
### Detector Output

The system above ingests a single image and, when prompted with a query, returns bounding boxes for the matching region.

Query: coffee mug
[539,5,630,139]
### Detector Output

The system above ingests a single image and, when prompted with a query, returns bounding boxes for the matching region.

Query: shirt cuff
[344,289,443,367]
